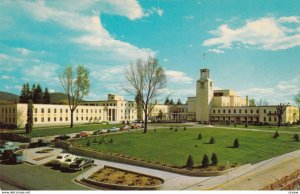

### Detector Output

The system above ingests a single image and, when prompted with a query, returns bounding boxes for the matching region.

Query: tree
[20,83,31,103]
[273,130,279,139]
[202,154,209,167]
[43,87,51,104]
[233,138,240,148]
[158,110,163,120]
[293,134,299,142]
[275,103,289,127]
[59,65,90,128]
[209,137,215,144]
[164,97,170,105]
[256,99,269,106]
[30,84,36,101]
[34,84,44,104]
[249,99,256,106]
[25,100,33,134]
[198,133,202,140]
[211,153,218,165]
[170,99,174,105]
[177,98,182,105]
[125,56,166,133]
[186,155,194,168]
[294,91,300,121]
[135,92,143,122]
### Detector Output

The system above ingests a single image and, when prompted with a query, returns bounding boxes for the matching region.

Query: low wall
[262,169,300,190]
[69,145,226,177]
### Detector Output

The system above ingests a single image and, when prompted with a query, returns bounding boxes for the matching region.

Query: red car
[79,131,89,137]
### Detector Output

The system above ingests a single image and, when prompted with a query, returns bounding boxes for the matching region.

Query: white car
[108,127,120,132]
[100,129,108,133]
[52,153,71,166]
[60,155,80,168]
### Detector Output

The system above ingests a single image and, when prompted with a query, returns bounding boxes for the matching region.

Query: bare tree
[125,57,166,133]
[256,98,269,106]
[59,65,90,128]
[275,103,289,127]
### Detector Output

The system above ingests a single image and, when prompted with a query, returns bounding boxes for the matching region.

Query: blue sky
[0,0,299,105]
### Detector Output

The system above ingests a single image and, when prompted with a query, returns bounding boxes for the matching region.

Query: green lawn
[16,123,122,138]
[72,127,300,167]
[215,124,300,133]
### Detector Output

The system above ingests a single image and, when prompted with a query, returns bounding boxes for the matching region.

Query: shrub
[209,137,215,144]
[170,126,173,130]
[127,121,130,125]
[202,154,209,167]
[93,137,97,144]
[109,138,113,143]
[197,133,202,140]
[175,128,178,132]
[245,124,248,128]
[233,138,240,148]
[184,127,187,131]
[98,139,103,144]
[273,131,279,139]
[86,140,91,146]
[211,153,218,165]
[122,121,125,125]
[293,134,299,142]
[234,124,236,127]
[186,155,194,168]
[154,128,157,132]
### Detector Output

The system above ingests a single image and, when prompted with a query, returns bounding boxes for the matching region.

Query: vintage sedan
[68,157,94,171]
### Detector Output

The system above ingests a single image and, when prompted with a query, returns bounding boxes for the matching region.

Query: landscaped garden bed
[84,166,163,190]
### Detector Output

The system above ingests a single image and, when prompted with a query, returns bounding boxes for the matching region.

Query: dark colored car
[8,152,24,164]
[54,135,71,141]
[68,157,94,171]
[29,139,50,148]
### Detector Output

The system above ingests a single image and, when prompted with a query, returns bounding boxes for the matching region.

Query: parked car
[52,153,71,166]
[130,124,141,129]
[54,135,71,141]
[29,139,50,148]
[99,129,108,134]
[108,127,120,132]
[120,125,130,131]
[0,142,19,155]
[60,155,79,169]
[68,157,94,171]
[79,131,89,137]
[92,130,100,135]
[8,152,24,164]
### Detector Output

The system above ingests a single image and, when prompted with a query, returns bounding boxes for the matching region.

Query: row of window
[35,116,102,123]
[263,117,277,122]
[34,108,103,114]
[212,109,277,114]
[2,118,16,123]
[1,108,15,114]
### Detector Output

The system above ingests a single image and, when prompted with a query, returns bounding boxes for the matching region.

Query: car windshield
[56,156,62,159]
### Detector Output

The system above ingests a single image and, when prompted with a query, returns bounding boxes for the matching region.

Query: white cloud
[184,15,194,20]
[145,7,164,17]
[1,75,14,80]
[278,16,300,23]
[203,16,300,51]
[165,70,193,84]
[22,63,60,84]
[208,48,224,54]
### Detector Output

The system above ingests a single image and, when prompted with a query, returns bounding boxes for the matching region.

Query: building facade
[0,69,299,128]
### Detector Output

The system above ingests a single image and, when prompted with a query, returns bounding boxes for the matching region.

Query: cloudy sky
[0,0,299,105]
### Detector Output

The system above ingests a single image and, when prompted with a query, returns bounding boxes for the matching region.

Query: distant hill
[0,91,74,105]
[0,91,19,104]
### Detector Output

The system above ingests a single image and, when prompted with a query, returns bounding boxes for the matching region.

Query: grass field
[73,127,300,167]
[13,123,122,138]
[214,124,300,133]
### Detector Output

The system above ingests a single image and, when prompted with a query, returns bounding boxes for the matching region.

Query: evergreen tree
[211,153,218,165]
[43,87,51,104]
[24,83,31,103]
[233,138,240,148]
[273,131,279,139]
[86,139,91,146]
[25,100,33,134]
[34,84,44,104]
[202,154,209,167]
[170,99,174,105]
[198,133,202,140]
[293,134,299,142]
[209,137,215,144]
[19,84,26,103]
[186,155,194,168]
[30,84,36,101]
[164,97,170,105]
[177,98,182,105]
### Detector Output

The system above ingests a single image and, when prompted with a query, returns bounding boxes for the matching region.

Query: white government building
[0,69,299,128]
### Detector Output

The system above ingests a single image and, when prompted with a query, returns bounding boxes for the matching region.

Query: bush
[98,139,103,144]
[184,127,187,131]
[234,124,236,127]
[202,154,209,167]
[127,121,130,125]
[122,121,125,125]
[233,138,240,148]
[86,140,91,146]
[293,134,299,142]
[211,153,218,165]
[245,124,248,128]
[209,137,215,144]
[186,155,194,168]
[273,131,279,139]
[175,128,178,132]
[154,128,157,132]
[109,138,113,143]
[198,133,202,140]
[170,126,173,130]
[93,137,97,143]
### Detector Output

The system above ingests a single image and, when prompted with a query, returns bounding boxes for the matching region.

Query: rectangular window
[76,109,78,113]
[76,117,78,121]
[66,109,68,113]
[54,109,57,113]
[234,110,236,113]
[218,109,220,113]
[251,110,253,114]
[41,108,44,113]
[95,109,97,113]
[91,109,93,113]
[81,117,83,121]
[269,117,271,122]
[264,117,266,121]
[81,109,83,113]
[86,109,88,113]
[66,117,68,121]
[257,110,259,114]
[245,110,248,113]
[35,108,37,113]
[99,109,101,113]
[12,108,15,113]
[264,109,266,113]
[239,109,242,113]
[60,109,62,113]
[228,110,231,113]
[223,110,225,113]
[86,117,88,120]
[213,109,215,113]
[54,117,56,121]
[274,117,277,122]
[34,118,37,122]
[48,117,50,122]
[60,117,62,121]
[41,117,44,122]
[48,108,51,113]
